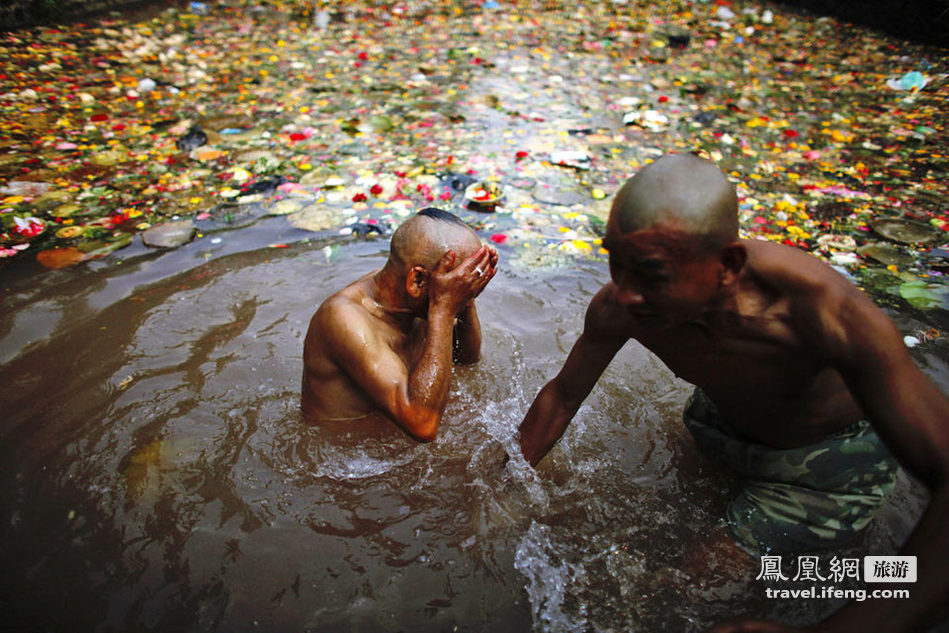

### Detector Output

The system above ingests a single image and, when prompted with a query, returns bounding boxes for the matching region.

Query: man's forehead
[604,218,685,250]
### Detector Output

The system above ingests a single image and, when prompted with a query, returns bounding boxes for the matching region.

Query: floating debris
[175,126,209,153]
[464,182,503,211]
[0,0,944,317]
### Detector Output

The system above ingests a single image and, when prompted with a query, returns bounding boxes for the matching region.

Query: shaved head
[389,208,481,272]
[611,154,738,253]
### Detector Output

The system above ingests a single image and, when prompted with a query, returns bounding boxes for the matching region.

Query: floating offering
[464,181,503,211]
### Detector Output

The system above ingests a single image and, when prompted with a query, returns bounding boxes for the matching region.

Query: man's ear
[719,242,747,287]
[406,266,429,299]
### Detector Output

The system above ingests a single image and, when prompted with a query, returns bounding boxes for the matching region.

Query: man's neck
[690,271,773,337]
[366,267,418,330]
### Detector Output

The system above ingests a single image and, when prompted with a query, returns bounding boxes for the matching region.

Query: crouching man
[518,154,949,632]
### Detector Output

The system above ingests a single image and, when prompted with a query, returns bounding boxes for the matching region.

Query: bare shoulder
[746,240,851,291]
[745,240,867,310]
[314,289,372,332]
[307,288,378,356]
[745,240,895,354]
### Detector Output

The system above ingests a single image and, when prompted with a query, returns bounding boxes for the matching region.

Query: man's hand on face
[429,245,498,315]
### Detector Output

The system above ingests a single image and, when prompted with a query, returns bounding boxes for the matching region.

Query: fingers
[435,250,456,273]
[434,245,499,302]
[472,247,499,287]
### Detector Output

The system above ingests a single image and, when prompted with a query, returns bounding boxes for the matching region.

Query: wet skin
[302,241,498,441]
[518,214,949,632]
[599,222,863,448]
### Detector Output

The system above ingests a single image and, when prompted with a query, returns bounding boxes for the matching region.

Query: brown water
[0,234,934,632]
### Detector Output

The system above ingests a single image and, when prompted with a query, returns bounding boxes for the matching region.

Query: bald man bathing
[302,208,498,441]
[518,154,949,632]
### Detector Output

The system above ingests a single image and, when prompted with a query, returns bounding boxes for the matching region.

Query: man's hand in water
[429,245,497,315]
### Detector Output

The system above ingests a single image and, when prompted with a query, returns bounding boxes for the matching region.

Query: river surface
[0,227,941,632]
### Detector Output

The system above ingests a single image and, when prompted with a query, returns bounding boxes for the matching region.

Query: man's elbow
[408,424,439,443]
[400,410,442,442]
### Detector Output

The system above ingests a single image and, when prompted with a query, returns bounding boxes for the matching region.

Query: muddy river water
[0,227,940,632]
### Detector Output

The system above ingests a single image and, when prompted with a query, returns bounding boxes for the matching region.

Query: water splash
[514,520,590,633]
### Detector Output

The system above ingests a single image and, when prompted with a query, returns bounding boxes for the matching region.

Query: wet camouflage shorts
[683,388,899,555]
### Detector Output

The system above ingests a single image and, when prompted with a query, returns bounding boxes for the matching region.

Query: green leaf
[898,281,940,309]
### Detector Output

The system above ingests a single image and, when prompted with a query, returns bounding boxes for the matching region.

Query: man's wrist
[428,304,457,324]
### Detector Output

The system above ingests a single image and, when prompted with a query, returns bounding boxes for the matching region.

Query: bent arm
[322,302,456,442]
[453,247,496,365]
[811,287,949,632]
[518,291,627,466]
[323,248,495,442]
[391,306,459,441]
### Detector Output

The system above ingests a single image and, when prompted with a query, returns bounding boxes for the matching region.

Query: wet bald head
[610,154,738,253]
[389,208,481,272]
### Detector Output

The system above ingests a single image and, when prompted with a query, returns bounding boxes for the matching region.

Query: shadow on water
[0,234,937,632]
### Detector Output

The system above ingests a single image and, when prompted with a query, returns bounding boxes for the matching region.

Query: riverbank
[1,0,947,330]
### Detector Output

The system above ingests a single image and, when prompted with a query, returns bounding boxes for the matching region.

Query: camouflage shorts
[684,388,898,555]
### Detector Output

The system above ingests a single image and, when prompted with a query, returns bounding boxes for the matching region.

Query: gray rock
[869,218,944,246]
[531,184,586,207]
[857,242,916,268]
[142,220,197,249]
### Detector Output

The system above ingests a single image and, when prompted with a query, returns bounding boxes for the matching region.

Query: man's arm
[715,275,949,633]
[518,287,628,466]
[453,246,497,365]
[813,284,949,633]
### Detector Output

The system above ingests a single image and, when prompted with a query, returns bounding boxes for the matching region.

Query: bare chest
[636,316,823,401]
[379,318,428,367]
[632,318,859,446]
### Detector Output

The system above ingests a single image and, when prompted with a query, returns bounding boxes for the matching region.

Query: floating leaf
[36,247,86,269]
[899,281,942,309]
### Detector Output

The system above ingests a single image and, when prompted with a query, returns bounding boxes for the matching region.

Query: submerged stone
[176,126,208,152]
[142,220,197,248]
[79,233,132,258]
[51,203,82,218]
[869,218,944,246]
[531,184,586,207]
[288,204,339,232]
[31,190,71,211]
[1,180,52,197]
[268,199,303,216]
[858,242,916,268]
[36,246,86,269]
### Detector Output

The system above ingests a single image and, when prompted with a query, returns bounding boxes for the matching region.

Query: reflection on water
[0,238,930,631]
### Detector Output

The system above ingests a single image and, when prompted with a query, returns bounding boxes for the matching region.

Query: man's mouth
[628,308,660,321]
